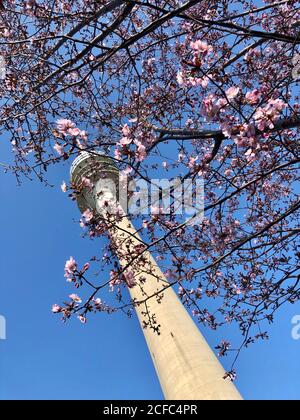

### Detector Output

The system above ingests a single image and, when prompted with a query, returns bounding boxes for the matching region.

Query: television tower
[70,152,242,400]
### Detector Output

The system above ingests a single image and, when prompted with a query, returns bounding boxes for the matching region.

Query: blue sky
[0,135,300,401]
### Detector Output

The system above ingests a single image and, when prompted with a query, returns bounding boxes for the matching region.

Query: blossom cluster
[54,119,88,156]
[115,123,155,163]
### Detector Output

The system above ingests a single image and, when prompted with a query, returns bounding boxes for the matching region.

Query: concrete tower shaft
[71,152,242,401]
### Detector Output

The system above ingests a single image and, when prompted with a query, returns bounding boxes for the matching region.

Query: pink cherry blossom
[188,156,198,170]
[68,127,81,137]
[177,71,185,85]
[125,270,137,288]
[79,130,88,141]
[253,98,287,131]
[177,70,209,89]
[82,263,90,273]
[119,136,132,146]
[190,40,213,55]
[61,181,67,193]
[268,98,286,112]
[122,124,131,137]
[54,143,64,156]
[245,89,261,105]
[226,87,240,101]
[245,148,257,163]
[81,177,93,189]
[114,148,122,160]
[232,123,257,147]
[56,119,76,135]
[136,142,147,162]
[69,294,82,303]
[190,77,209,88]
[109,270,122,292]
[94,298,102,306]
[201,94,220,120]
[64,257,77,281]
[200,76,209,88]
[78,315,87,324]
[52,304,62,314]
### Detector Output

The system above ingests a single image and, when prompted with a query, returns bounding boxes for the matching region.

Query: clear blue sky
[0,136,300,400]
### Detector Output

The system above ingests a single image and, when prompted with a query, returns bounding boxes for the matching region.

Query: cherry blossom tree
[1,0,300,376]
